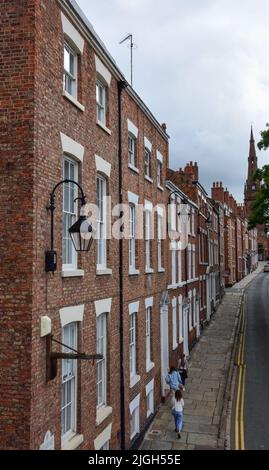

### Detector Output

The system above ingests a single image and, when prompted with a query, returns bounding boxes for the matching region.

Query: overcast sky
[76,0,269,201]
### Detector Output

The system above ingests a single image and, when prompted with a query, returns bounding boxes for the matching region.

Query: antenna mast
[119,33,134,87]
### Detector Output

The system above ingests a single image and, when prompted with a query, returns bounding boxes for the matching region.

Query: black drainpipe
[118,79,128,451]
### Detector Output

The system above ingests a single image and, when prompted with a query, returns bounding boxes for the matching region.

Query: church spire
[247,125,257,180]
[244,125,259,216]
[250,124,254,142]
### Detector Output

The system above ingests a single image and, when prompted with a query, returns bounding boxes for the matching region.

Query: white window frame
[63,42,77,99]
[171,241,177,285]
[157,159,162,187]
[128,133,136,168]
[96,313,107,409]
[129,395,140,440]
[193,288,197,327]
[178,296,183,343]
[158,214,163,271]
[189,291,193,331]
[129,204,136,270]
[96,79,107,126]
[61,322,78,446]
[96,175,107,270]
[146,379,154,418]
[172,298,178,350]
[188,243,192,280]
[62,156,78,271]
[192,244,196,279]
[146,307,152,367]
[191,208,195,235]
[145,210,151,271]
[144,147,151,178]
[178,241,182,284]
[129,312,137,380]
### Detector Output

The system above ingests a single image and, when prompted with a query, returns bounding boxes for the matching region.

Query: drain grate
[148,430,162,436]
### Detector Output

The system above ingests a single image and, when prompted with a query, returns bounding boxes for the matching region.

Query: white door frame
[206,275,211,321]
[196,299,200,338]
[183,307,189,357]
[160,305,169,397]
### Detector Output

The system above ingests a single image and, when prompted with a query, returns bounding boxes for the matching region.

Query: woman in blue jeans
[172,389,184,439]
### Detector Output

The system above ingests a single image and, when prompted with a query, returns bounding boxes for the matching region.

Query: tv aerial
[119,33,137,87]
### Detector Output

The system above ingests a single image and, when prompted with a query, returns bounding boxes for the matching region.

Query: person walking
[172,389,184,439]
[178,354,188,386]
[165,365,184,393]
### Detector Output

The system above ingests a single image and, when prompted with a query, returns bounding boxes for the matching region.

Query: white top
[172,397,184,413]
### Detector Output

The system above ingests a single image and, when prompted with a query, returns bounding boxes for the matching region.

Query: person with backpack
[171,389,185,439]
[165,365,184,393]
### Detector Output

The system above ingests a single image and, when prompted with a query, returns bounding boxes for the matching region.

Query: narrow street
[141,266,266,451]
[232,270,269,450]
[141,291,243,450]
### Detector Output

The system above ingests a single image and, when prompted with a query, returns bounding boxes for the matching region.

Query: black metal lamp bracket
[46,334,103,382]
[45,179,87,272]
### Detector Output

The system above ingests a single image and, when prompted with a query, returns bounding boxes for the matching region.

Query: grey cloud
[76,0,269,201]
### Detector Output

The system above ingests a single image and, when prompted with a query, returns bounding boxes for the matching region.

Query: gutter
[118,79,128,450]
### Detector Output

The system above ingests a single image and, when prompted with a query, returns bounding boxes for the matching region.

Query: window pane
[64,47,70,72]
[62,158,78,268]
[61,323,77,439]
[96,314,107,407]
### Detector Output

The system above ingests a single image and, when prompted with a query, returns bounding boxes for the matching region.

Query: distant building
[244,127,269,260]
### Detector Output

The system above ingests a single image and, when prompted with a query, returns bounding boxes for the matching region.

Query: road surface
[232,271,269,450]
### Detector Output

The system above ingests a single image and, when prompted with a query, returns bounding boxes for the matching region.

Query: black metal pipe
[118,79,128,450]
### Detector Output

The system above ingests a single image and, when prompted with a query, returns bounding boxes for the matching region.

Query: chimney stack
[212,181,224,204]
[183,161,199,182]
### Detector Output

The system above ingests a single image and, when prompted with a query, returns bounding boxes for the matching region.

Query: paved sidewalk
[140,266,263,450]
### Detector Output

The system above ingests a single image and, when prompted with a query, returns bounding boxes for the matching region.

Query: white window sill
[128,164,139,174]
[61,434,84,451]
[158,267,165,273]
[173,343,178,351]
[146,361,155,373]
[96,405,113,426]
[96,268,112,276]
[157,185,164,192]
[187,278,199,284]
[97,120,112,135]
[168,283,178,290]
[62,269,85,278]
[63,90,85,112]
[130,374,141,388]
[178,281,185,287]
[129,268,140,276]
[145,175,153,184]
[145,267,154,274]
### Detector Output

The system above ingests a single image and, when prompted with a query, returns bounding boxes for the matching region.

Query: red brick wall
[121,91,169,448]
[0,0,36,450]
[27,0,124,449]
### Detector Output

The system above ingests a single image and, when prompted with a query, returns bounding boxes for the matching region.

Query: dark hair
[169,365,176,374]
[175,389,183,401]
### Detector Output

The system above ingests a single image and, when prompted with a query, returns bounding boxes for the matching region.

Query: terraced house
[0,0,261,452]
[0,0,171,451]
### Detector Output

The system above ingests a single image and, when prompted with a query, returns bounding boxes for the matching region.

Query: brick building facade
[0,0,262,451]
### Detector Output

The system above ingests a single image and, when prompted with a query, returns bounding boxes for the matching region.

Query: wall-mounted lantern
[45,179,94,272]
